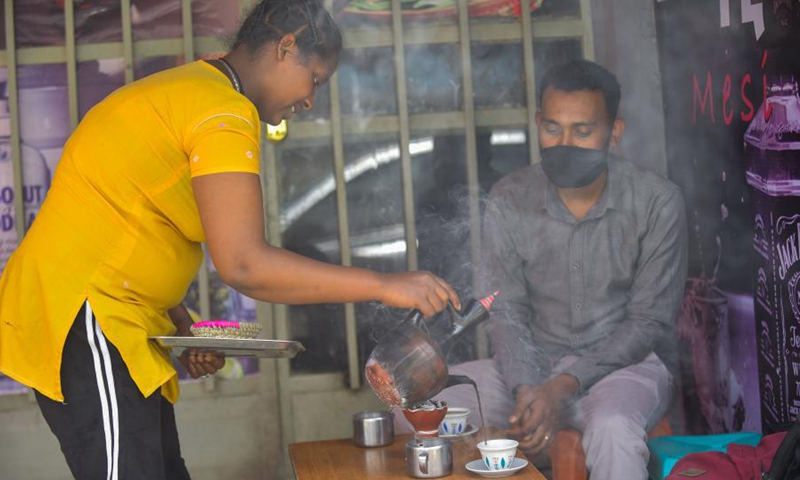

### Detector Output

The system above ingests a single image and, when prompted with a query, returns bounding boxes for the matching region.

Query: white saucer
[465,458,528,478]
[439,423,480,438]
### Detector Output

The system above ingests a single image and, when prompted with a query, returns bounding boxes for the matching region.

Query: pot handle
[418,451,429,474]
[405,308,425,329]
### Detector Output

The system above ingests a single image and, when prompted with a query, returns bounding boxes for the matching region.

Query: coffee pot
[365,292,498,408]
[406,438,453,478]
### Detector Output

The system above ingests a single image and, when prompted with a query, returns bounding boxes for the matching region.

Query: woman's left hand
[178,349,226,379]
[167,304,225,378]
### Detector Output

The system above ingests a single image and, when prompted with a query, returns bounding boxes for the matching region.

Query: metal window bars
[0,0,593,401]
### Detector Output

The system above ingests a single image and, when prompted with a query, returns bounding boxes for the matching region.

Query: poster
[0,64,65,394]
[655,0,800,434]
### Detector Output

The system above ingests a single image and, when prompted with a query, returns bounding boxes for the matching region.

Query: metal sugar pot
[365,292,498,408]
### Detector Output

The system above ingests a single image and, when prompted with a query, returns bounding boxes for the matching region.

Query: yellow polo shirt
[0,60,261,403]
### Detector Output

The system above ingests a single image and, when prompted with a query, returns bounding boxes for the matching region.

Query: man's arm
[564,187,688,391]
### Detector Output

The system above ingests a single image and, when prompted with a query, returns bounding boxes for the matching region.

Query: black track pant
[35,302,191,480]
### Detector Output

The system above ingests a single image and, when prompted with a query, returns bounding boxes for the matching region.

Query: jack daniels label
[755,202,800,432]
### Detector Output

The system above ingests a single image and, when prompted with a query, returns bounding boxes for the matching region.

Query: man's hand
[506,374,580,454]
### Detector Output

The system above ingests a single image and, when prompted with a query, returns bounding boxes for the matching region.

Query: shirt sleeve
[185,112,261,178]
[479,187,553,392]
[564,187,689,391]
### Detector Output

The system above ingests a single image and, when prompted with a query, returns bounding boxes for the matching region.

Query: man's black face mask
[539,144,609,189]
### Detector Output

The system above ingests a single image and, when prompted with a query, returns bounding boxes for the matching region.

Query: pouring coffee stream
[447,374,488,446]
[365,292,498,441]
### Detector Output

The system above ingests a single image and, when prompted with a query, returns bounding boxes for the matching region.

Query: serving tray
[150,336,305,358]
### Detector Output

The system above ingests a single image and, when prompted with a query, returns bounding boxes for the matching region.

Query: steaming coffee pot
[365,292,498,408]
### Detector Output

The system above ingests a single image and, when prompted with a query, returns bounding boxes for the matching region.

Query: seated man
[397,60,688,480]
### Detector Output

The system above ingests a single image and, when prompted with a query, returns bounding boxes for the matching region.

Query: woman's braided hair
[232,0,342,63]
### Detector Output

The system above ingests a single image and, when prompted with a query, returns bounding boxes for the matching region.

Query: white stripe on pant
[85,301,120,480]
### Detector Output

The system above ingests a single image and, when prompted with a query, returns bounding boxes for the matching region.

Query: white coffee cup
[438,407,470,435]
[476,439,518,471]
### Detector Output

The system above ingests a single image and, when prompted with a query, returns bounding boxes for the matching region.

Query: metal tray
[150,336,305,359]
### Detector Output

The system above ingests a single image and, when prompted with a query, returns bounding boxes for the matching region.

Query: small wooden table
[289,427,546,479]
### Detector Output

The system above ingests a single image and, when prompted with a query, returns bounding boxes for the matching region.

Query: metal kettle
[365,292,498,408]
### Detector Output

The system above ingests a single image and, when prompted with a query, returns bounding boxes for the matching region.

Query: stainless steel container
[405,438,453,478]
[352,411,394,447]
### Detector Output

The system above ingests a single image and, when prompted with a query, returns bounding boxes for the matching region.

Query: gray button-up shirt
[478,156,688,392]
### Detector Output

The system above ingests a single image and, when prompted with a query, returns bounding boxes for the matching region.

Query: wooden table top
[289,426,546,480]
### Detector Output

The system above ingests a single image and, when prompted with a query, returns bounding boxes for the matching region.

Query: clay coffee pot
[365,292,498,409]
[401,400,449,438]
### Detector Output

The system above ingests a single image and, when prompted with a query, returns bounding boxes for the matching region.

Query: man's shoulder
[612,157,683,204]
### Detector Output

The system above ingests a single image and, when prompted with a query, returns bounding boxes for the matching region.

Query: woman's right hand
[378,271,461,318]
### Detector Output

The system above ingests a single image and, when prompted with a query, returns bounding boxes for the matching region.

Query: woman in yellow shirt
[0,1,460,479]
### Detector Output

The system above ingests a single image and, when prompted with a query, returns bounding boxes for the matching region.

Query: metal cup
[353,411,394,447]
[405,438,453,478]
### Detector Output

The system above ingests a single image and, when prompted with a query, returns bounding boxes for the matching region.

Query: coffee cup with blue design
[438,407,470,435]
[477,439,518,471]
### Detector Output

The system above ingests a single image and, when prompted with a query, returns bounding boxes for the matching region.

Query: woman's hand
[178,349,226,379]
[378,271,461,318]
[167,304,225,378]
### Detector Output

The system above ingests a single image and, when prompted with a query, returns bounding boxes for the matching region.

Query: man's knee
[583,412,648,451]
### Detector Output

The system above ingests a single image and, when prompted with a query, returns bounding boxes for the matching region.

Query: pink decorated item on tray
[189,320,262,339]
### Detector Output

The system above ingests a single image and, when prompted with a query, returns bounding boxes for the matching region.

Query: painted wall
[592,0,669,177]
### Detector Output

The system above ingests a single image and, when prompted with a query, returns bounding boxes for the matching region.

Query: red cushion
[666,432,787,480]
